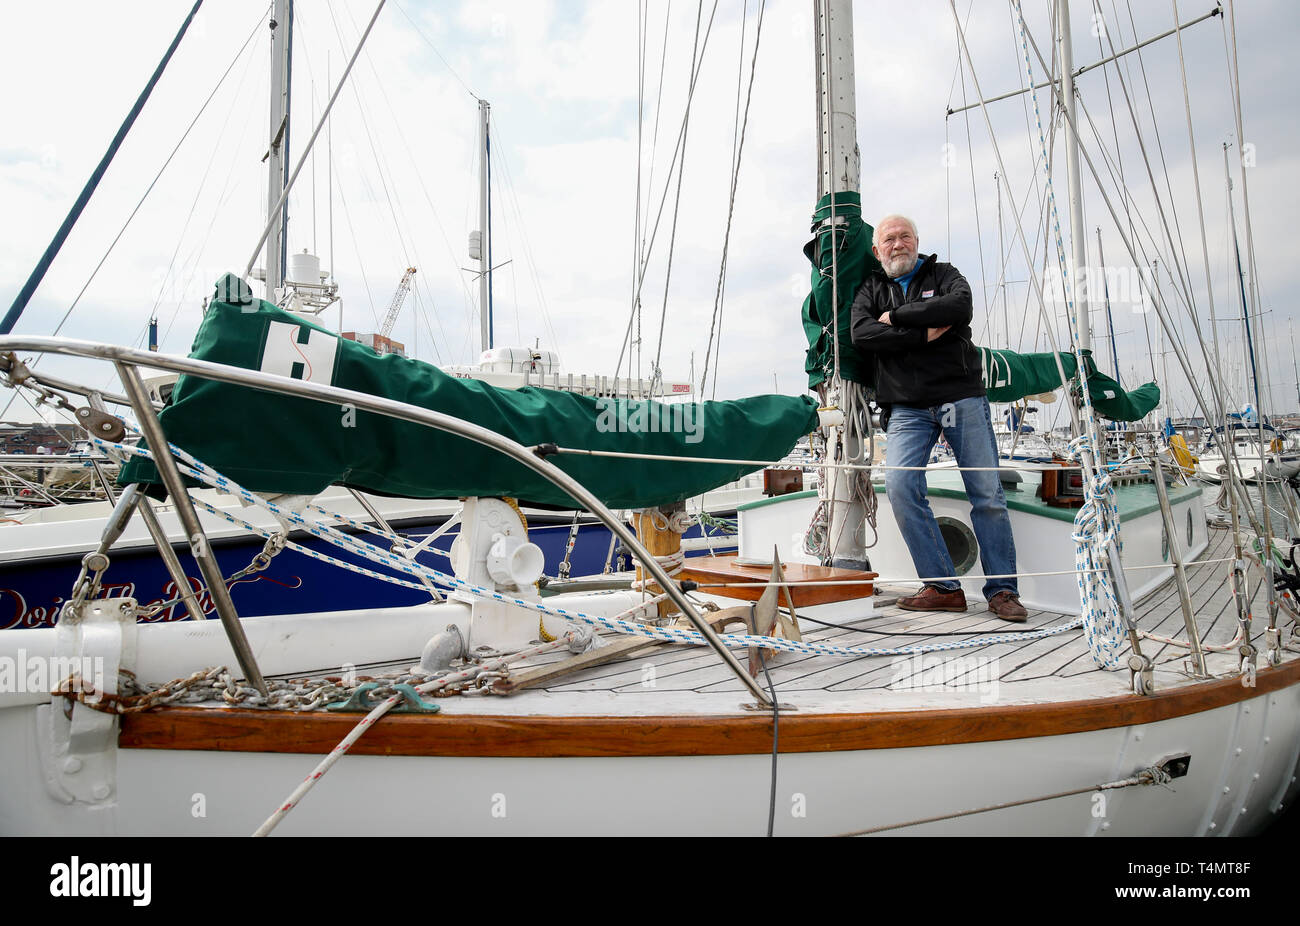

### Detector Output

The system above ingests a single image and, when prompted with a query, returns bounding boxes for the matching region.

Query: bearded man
[849,214,1027,621]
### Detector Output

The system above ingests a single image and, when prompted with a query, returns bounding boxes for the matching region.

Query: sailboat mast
[1056,0,1090,352]
[265,0,292,299]
[1290,322,1299,411]
[815,3,859,201]
[1095,227,1120,376]
[1224,145,1260,420]
[997,172,1007,344]
[477,99,492,353]
[815,0,867,570]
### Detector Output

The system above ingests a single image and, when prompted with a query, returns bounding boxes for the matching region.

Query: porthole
[1186,508,1194,547]
[936,516,979,576]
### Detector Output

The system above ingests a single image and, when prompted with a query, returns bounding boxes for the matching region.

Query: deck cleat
[327,682,440,714]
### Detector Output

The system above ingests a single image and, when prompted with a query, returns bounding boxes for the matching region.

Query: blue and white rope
[98,436,1088,658]
[186,496,433,592]
[1066,435,1127,668]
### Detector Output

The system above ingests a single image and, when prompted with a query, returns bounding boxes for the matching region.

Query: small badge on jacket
[921,290,935,298]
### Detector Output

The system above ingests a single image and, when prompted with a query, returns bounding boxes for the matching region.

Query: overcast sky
[2,0,1297,431]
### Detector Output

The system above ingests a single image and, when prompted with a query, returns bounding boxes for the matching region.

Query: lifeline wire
[97,436,1090,660]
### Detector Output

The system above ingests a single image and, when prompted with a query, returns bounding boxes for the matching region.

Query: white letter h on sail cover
[260,321,339,385]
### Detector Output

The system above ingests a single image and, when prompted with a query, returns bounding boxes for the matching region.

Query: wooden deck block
[678,554,875,607]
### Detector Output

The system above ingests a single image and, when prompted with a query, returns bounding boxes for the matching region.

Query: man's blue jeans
[884,396,1018,600]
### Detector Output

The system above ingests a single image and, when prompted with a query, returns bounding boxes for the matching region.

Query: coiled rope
[1065,434,1128,669]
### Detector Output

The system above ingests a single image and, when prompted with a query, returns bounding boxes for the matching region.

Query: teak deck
[120,526,1299,757]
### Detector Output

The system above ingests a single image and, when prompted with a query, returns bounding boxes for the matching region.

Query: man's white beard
[882,252,917,278]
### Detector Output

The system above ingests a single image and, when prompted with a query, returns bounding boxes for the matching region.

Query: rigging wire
[700,0,767,400]
[487,125,562,356]
[943,0,978,257]
[1084,0,1198,326]
[51,4,268,344]
[1119,0,1198,312]
[1223,1,1273,423]
[702,0,750,400]
[335,1,468,364]
[242,0,388,282]
[636,0,676,386]
[329,6,455,363]
[629,0,677,386]
[1090,0,1129,375]
[391,0,480,101]
[759,650,779,838]
[1013,11,1263,542]
[335,181,381,328]
[154,71,262,356]
[322,0,457,362]
[1029,28,1211,418]
[1072,93,1193,322]
[953,18,990,320]
[641,0,676,268]
[149,74,257,337]
[650,0,713,393]
[612,0,720,385]
[1,0,206,338]
[633,0,647,388]
[0,5,266,422]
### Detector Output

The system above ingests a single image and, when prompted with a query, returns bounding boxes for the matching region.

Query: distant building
[0,423,83,454]
[342,332,406,358]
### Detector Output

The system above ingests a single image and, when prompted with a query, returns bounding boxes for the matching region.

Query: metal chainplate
[40,597,138,806]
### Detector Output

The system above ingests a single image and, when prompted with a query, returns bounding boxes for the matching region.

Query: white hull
[1197,451,1300,483]
[4,688,1297,836]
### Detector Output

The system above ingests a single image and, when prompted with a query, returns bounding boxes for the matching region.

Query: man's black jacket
[849,254,985,407]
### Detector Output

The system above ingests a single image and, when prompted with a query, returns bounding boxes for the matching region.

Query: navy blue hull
[0,516,736,629]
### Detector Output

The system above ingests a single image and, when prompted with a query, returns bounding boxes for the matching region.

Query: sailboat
[0,0,1298,838]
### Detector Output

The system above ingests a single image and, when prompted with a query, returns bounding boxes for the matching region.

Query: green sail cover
[119,275,822,509]
[1084,365,1160,422]
[802,192,876,389]
[980,346,1159,421]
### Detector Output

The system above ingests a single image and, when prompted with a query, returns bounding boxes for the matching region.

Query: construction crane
[380,267,417,339]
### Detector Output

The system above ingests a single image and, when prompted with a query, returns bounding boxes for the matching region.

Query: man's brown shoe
[897,585,967,612]
[987,591,1028,622]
